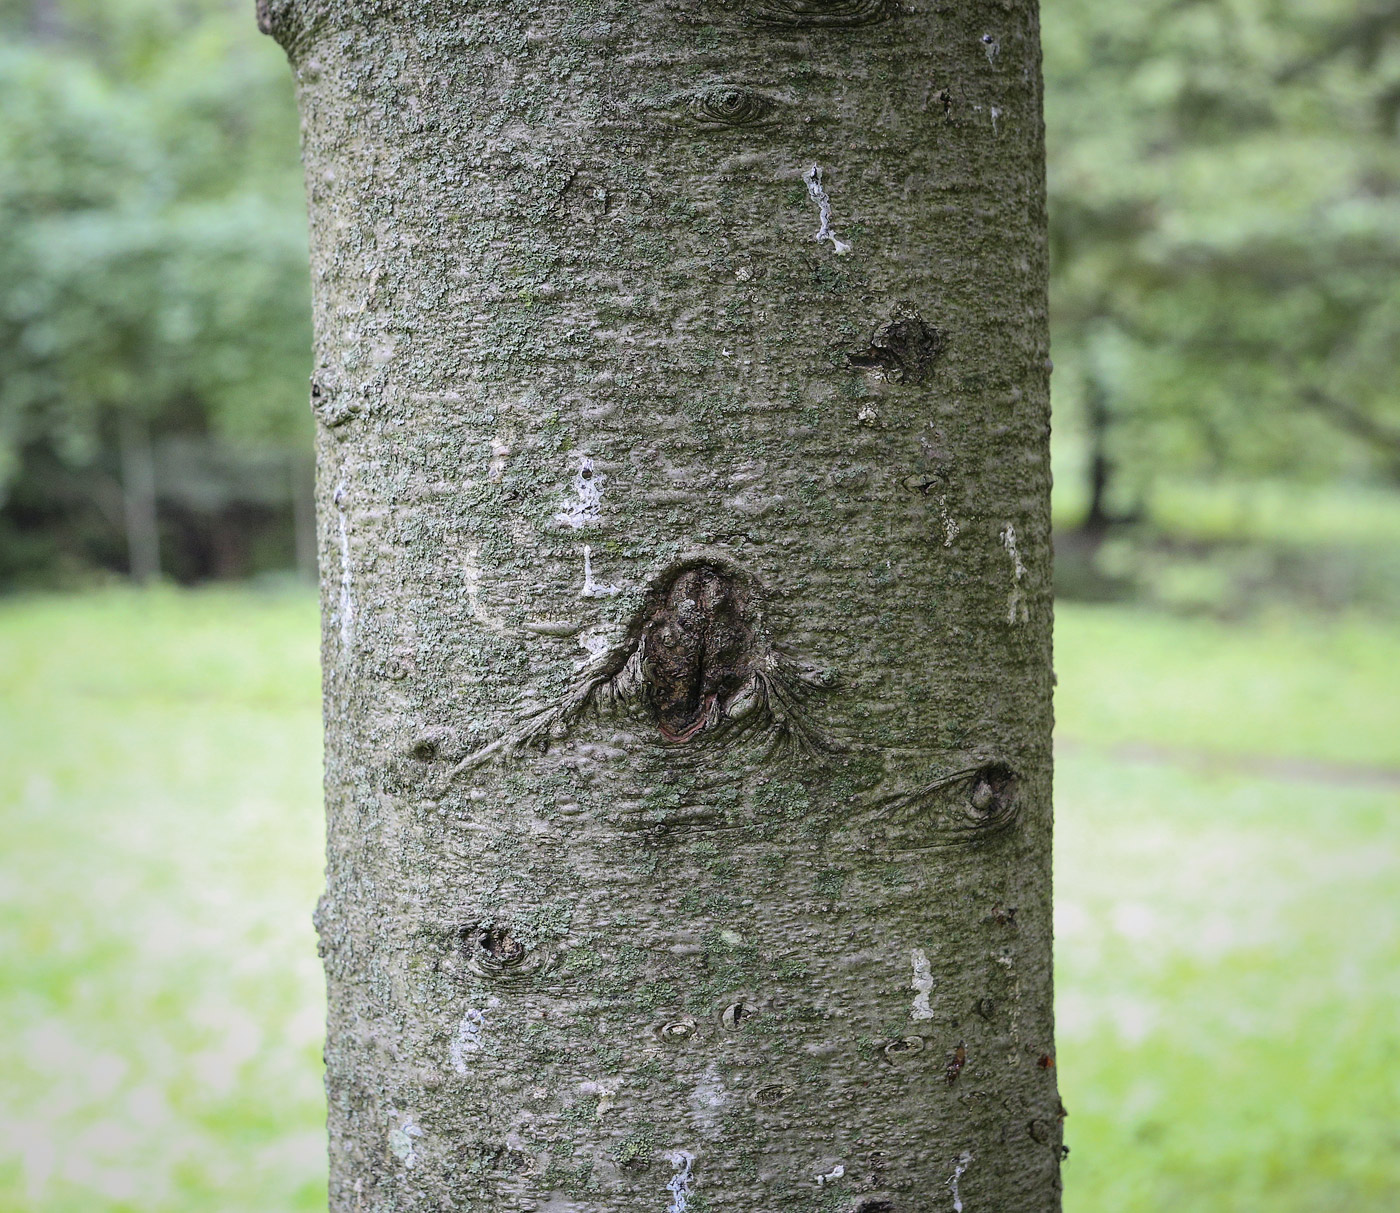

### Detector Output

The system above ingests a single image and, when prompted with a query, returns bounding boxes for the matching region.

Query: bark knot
[848,311,945,384]
[452,554,837,769]
[677,85,778,127]
[641,564,756,741]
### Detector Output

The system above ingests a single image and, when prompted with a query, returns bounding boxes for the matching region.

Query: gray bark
[267,1,1059,1210]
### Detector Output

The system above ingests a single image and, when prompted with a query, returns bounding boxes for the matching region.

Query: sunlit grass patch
[1056,603,1400,769]
[0,587,325,1213]
[1056,753,1400,1212]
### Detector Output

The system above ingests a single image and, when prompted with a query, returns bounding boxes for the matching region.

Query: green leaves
[0,2,309,503]
[1045,0,1400,501]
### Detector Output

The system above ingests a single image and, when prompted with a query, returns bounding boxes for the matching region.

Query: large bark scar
[454,558,836,770]
[642,565,755,741]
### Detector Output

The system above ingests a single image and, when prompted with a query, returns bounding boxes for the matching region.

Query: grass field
[2,588,1398,1212]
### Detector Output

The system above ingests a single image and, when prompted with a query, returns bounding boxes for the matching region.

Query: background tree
[264,0,1060,1209]
[0,0,312,581]
[1047,0,1400,529]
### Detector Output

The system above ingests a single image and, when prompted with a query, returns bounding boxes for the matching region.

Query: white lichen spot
[949,1151,973,1211]
[981,33,1000,65]
[857,404,878,426]
[804,165,852,255]
[449,1007,487,1075]
[911,947,935,1020]
[388,1116,424,1168]
[938,497,961,547]
[734,265,753,282]
[665,1150,696,1213]
[464,543,511,636]
[578,1078,620,1120]
[334,481,354,650]
[1000,523,1029,624]
[816,1164,846,1187]
[991,106,1002,134]
[577,627,615,661]
[555,454,605,529]
[580,545,620,598]
[689,1064,729,1137]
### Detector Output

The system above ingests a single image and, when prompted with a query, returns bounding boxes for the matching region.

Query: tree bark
[267,1,1059,1209]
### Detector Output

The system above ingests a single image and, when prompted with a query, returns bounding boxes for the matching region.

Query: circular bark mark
[310,377,362,429]
[471,925,525,972]
[832,760,1024,855]
[751,0,900,27]
[687,86,777,127]
[459,924,553,983]
[652,1015,699,1045]
[883,1034,925,1061]
[964,762,1018,831]
[720,998,759,1030]
[749,1083,792,1108]
[640,564,757,742]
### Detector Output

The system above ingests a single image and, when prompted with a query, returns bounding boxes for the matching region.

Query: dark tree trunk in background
[118,414,160,584]
[265,0,1060,1209]
[1080,369,1113,538]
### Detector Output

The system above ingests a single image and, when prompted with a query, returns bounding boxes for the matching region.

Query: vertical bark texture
[272,0,1058,1208]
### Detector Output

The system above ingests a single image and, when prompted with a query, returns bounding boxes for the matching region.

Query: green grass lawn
[2,588,1397,1212]
[0,589,325,1213]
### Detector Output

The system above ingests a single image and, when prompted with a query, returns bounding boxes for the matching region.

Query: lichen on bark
[273,0,1060,1208]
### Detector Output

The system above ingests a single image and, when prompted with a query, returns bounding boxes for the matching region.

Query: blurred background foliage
[1045,0,1400,611]
[0,0,1398,607]
[0,0,310,585]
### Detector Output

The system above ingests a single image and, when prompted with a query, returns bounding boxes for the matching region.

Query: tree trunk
[118,413,160,584]
[1080,368,1113,538]
[266,1,1059,1210]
